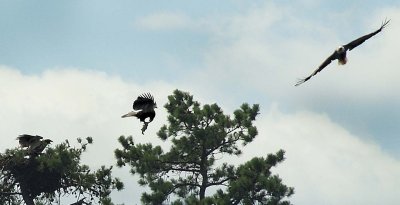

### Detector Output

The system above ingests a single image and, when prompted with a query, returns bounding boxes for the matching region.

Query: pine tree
[115,89,293,204]
[0,137,123,205]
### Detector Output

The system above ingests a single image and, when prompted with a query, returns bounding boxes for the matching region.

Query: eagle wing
[132,93,155,111]
[295,51,338,86]
[28,139,52,156]
[17,134,43,147]
[344,18,390,51]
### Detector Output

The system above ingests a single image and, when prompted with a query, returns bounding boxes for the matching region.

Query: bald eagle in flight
[122,93,157,134]
[295,18,390,86]
[17,134,43,148]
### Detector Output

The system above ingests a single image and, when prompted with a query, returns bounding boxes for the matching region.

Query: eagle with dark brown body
[295,19,390,86]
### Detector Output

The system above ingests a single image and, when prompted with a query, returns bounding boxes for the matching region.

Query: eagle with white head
[122,93,157,134]
[295,18,390,86]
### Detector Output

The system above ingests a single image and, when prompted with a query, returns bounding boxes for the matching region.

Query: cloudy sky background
[1,1,400,204]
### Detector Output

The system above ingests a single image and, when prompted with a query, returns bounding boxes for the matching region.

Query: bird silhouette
[16,134,43,148]
[296,18,390,86]
[27,139,53,157]
[122,93,157,134]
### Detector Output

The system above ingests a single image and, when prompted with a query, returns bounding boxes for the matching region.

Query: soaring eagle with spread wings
[295,18,390,86]
[122,93,157,134]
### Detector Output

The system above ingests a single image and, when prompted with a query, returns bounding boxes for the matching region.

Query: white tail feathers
[121,111,138,118]
[338,57,348,65]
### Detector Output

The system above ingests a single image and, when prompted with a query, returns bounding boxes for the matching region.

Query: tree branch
[0,191,22,196]
[207,176,232,187]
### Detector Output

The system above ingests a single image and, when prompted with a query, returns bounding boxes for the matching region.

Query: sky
[1,0,400,204]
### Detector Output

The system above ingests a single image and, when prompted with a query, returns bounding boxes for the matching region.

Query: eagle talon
[141,122,149,135]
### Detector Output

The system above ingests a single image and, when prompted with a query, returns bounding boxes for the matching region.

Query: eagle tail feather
[121,111,139,118]
[338,57,347,65]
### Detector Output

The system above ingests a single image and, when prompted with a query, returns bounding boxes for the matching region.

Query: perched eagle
[27,139,53,157]
[17,134,43,148]
[295,18,390,86]
[122,93,157,134]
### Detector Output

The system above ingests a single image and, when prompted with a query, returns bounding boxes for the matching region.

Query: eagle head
[44,139,53,144]
[337,46,345,53]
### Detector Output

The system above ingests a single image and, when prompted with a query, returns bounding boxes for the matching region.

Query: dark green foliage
[115,89,293,204]
[211,150,294,205]
[0,137,123,205]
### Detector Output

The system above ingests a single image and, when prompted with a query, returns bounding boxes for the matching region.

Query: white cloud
[240,106,400,205]
[134,12,191,30]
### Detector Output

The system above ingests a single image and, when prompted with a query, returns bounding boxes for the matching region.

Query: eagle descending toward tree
[295,18,390,86]
[122,93,157,134]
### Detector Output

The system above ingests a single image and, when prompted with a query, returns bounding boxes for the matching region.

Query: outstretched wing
[344,18,390,51]
[295,51,338,86]
[132,93,155,110]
